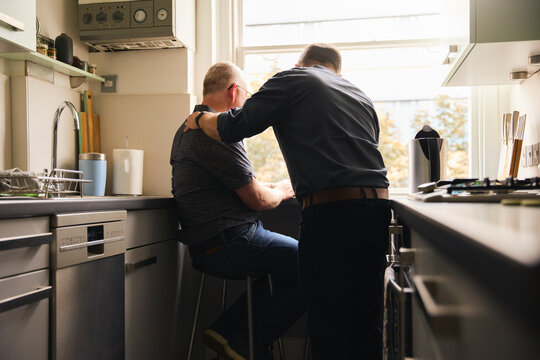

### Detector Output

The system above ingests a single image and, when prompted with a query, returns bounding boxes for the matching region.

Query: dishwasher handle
[125,256,157,273]
[0,286,52,314]
[0,232,52,251]
[59,236,125,252]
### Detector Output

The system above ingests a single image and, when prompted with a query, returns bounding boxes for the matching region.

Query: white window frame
[221,0,486,186]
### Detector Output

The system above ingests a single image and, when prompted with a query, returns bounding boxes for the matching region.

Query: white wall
[510,72,540,178]
[88,49,196,195]
[0,58,10,170]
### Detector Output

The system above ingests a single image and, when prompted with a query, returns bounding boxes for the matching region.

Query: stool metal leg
[246,275,255,360]
[187,272,206,360]
[267,274,286,360]
[303,337,310,360]
[221,279,228,311]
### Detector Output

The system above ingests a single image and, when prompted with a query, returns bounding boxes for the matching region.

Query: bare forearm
[236,178,293,211]
[184,111,221,141]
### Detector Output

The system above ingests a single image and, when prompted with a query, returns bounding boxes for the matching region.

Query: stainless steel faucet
[51,101,80,174]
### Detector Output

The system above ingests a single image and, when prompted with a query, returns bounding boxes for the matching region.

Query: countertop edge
[0,196,176,219]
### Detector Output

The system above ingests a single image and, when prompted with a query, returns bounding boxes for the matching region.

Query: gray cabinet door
[125,239,181,360]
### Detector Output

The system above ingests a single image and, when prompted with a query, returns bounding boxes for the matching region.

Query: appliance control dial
[82,13,93,25]
[96,12,107,24]
[157,8,168,21]
[112,11,124,23]
[133,9,147,23]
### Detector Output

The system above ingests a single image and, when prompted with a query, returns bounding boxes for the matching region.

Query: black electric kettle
[409,125,446,193]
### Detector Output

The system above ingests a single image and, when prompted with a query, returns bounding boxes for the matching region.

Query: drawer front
[0,269,50,360]
[127,208,178,249]
[0,217,50,278]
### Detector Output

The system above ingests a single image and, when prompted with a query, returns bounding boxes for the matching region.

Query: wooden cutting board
[92,114,101,153]
[84,90,94,152]
[79,112,89,153]
[82,90,101,153]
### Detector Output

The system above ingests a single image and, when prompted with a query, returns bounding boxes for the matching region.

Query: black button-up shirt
[217,65,389,201]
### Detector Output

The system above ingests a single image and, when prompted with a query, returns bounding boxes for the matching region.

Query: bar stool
[187,269,285,360]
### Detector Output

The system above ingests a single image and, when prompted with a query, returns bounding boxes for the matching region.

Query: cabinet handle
[59,236,125,251]
[0,232,52,251]
[0,286,52,314]
[413,275,464,337]
[125,256,157,273]
[0,11,25,31]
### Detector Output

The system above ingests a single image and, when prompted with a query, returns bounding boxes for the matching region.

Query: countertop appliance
[409,177,540,202]
[78,0,186,50]
[51,210,126,360]
[409,125,446,194]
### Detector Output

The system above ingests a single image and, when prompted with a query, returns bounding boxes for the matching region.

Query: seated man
[170,62,305,360]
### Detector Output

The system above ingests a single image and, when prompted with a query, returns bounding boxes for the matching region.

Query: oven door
[383,213,414,360]
[384,261,413,360]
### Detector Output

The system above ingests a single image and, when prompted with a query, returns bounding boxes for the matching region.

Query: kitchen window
[235,0,471,189]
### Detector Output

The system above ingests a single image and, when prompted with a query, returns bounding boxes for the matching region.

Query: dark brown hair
[297,43,341,73]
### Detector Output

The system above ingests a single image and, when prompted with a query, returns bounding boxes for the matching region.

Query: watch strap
[194,111,205,128]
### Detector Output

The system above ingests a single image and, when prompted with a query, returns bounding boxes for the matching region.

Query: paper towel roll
[112,149,144,195]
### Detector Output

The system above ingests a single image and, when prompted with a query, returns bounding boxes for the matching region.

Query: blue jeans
[299,199,391,360]
[188,220,305,359]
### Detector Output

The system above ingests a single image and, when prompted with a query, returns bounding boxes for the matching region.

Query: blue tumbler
[79,152,107,196]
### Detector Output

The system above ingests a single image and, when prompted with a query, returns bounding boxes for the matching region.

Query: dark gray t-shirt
[170,105,259,245]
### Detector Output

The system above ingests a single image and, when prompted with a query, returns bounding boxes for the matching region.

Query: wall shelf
[0,50,104,85]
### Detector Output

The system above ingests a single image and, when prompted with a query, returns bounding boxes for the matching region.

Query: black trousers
[298,199,391,360]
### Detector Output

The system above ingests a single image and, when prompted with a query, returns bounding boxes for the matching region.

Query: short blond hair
[297,43,341,73]
[203,61,244,97]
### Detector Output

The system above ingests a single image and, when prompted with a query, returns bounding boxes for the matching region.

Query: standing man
[171,62,304,360]
[184,44,391,359]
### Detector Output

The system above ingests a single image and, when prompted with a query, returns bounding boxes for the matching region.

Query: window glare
[243,0,441,46]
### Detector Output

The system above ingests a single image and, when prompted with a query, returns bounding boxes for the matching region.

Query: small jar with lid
[79,152,107,196]
[37,43,48,56]
[47,47,57,60]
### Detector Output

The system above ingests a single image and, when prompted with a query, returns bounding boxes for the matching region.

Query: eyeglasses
[227,83,253,98]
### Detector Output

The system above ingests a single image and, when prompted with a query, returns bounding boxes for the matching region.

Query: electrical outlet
[533,143,540,166]
[101,75,118,93]
[522,147,528,166]
[526,145,533,167]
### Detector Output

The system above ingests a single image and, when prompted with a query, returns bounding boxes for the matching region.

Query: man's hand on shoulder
[184,111,222,141]
[184,111,202,132]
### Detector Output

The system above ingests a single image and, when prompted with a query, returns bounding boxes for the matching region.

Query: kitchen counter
[391,197,540,323]
[0,196,175,219]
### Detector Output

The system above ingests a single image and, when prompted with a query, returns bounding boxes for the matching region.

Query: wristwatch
[194,111,206,128]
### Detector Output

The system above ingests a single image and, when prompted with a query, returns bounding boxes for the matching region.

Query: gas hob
[409,177,540,203]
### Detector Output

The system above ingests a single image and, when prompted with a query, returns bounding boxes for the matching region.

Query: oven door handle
[0,286,52,314]
[59,236,125,251]
[413,275,465,337]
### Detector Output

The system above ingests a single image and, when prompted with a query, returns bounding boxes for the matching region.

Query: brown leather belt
[302,187,389,209]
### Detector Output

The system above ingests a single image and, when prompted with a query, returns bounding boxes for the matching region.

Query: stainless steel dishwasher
[50,210,127,360]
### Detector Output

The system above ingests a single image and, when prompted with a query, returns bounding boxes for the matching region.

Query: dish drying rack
[0,169,92,198]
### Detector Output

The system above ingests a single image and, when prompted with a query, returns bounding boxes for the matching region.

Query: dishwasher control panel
[51,210,127,269]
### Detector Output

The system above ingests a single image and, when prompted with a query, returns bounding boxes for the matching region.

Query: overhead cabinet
[442,0,540,86]
[0,0,36,52]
